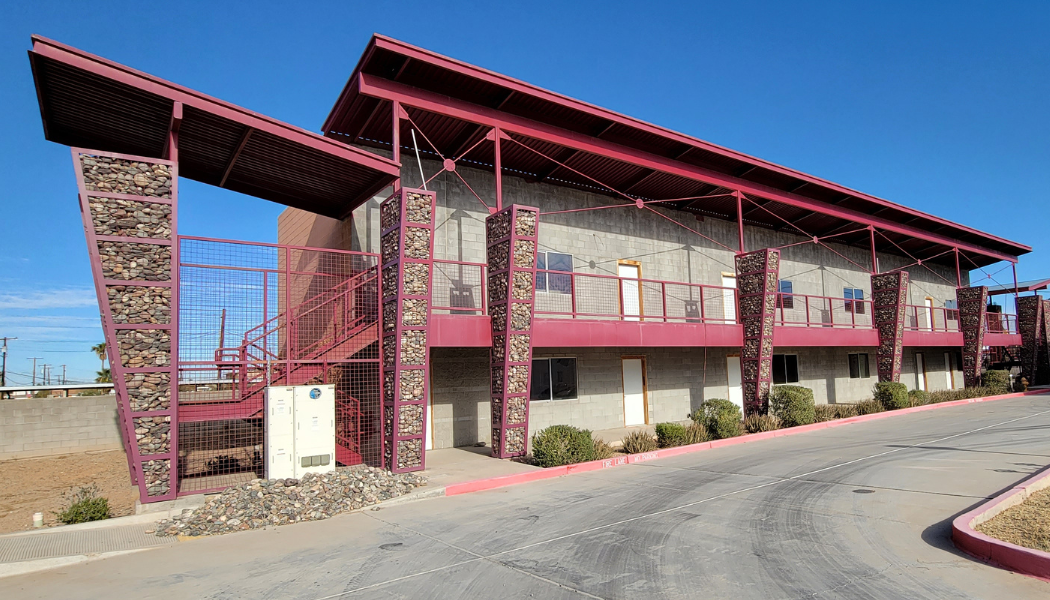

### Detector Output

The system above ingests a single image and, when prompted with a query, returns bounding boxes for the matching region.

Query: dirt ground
[976,486,1050,553]
[0,450,138,534]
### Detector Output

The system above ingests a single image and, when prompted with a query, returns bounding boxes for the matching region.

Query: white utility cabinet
[264,386,295,480]
[264,384,336,480]
[293,384,336,478]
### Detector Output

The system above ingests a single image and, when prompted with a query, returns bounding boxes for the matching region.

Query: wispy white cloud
[0,288,98,310]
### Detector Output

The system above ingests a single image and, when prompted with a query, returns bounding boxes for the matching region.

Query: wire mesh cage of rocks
[80,156,172,198]
[89,197,172,239]
[98,242,171,281]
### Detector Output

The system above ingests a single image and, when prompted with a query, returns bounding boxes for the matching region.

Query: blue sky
[1,1,1047,383]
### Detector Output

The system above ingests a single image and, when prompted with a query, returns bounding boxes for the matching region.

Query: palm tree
[91,342,107,371]
[95,368,111,383]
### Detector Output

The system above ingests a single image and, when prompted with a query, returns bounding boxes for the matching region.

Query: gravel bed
[153,467,427,537]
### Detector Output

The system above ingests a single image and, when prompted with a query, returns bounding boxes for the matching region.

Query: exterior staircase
[179,266,379,466]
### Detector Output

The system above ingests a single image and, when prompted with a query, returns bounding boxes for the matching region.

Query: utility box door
[265,387,296,480]
[293,384,336,478]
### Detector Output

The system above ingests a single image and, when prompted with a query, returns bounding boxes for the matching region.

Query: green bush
[928,386,996,403]
[983,370,1011,395]
[908,389,930,407]
[683,423,710,444]
[55,485,110,525]
[655,422,688,448]
[769,385,815,427]
[621,430,658,454]
[743,414,781,433]
[531,425,595,468]
[691,399,743,440]
[592,438,615,460]
[855,399,885,415]
[873,381,909,410]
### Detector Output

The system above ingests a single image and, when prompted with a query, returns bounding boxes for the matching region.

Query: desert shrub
[814,404,857,422]
[743,414,781,433]
[691,398,743,440]
[655,422,688,448]
[855,399,885,415]
[592,437,615,460]
[908,389,931,407]
[683,423,710,444]
[873,381,909,410]
[55,485,110,525]
[621,430,658,454]
[927,386,996,403]
[983,370,1012,395]
[531,425,595,468]
[770,385,815,427]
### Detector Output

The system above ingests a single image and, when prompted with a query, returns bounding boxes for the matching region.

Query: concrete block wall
[321,158,965,311]
[0,394,124,460]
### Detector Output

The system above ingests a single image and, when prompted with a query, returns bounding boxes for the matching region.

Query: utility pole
[28,357,41,385]
[61,365,67,385]
[42,364,50,386]
[1,337,16,388]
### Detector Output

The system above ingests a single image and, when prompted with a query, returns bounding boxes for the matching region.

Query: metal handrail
[774,293,874,329]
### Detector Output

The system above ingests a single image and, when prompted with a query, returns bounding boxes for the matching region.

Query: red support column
[872,272,909,382]
[735,248,779,416]
[957,286,989,388]
[735,191,745,253]
[73,148,178,502]
[955,248,962,288]
[486,205,539,457]
[1042,299,1050,386]
[492,128,504,211]
[380,188,436,472]
[870,226,878,274]
[392,101,402,189]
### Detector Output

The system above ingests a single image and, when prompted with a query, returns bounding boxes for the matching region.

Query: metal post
[869,226,878,274]
[392,101,401,189]
[1013,262,1019,313]
[29,357,40,385]
[0,337,14,388]
[955,248,962,288]
[493,127,503,211]
[735,191,745,253]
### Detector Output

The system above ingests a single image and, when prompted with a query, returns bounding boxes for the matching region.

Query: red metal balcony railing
[903,305,961,333]
[532,270,737,323]
[431,259,486,315]
[773,293,874,329]
[984,312,1018,335]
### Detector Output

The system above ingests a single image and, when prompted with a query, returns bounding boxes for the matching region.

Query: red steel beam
[358,73,1020,264]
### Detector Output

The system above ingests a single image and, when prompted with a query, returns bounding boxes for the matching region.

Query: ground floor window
[530,357,578,400]
[772,354,799,384]
[848,353,870,378]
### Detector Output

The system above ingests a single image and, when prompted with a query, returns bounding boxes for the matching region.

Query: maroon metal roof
[29,36,400,219]
[323,35,1030,268]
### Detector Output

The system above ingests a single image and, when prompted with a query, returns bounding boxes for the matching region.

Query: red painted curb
[444,390,1047,497]
[952,465,1050,581]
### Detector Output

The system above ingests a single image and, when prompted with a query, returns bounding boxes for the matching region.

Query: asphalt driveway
[3,394,1050,599]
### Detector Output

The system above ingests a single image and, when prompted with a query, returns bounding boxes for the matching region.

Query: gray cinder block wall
[0,394,124,460]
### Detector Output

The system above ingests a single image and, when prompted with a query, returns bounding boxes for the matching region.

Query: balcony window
[844,287,865,314]
[772,354,799,384]
[848,353,870,379]
[530,357,578,401]
[777,280,794,310]
[537,251,573,294]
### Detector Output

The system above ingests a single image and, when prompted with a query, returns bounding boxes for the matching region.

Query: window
[530,357,578,400]
[777,279,794,310]
[944,300,957,310]
[536,251,573,294]
[844,288,865,314]
[772,354,799,384]
[848,353,870,378]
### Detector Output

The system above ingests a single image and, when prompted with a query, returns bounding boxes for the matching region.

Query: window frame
[536,251,574,295]
[844,287,866,315]
[848,353,870,379]
[772,354,800,384]
[530,356,579,401]
[777,279,794,310]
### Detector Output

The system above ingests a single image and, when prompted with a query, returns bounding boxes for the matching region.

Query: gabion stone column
[957,286,989,387]
[1017,295,1044,385]
[73,149,178,502]
[871,272,909,382]
[735,248,780,417]
[486,205,539,458]
[1042,299,1050,385]
[380,188,435,473]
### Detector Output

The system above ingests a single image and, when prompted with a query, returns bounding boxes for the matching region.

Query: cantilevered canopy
[29,36,400,219]
[324,35,1030,268]
[988,279,1050,296]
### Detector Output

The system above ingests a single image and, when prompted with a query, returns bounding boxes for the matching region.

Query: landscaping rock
[154,467,427,537]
